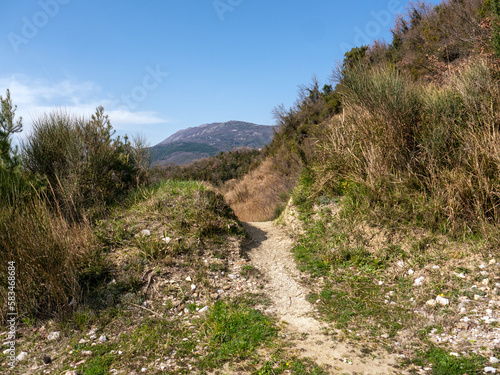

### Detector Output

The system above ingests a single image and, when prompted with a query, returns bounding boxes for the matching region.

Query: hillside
[150,121,275,166]
[4,0,500,374]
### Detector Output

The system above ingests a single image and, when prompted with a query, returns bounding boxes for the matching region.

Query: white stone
[450,352,459,357]
[455,272,466,279]
[140,229,151,236]
[228,274,239,279]
[199,306,209,314]
[432,265,440,269]
[484,367,497,373]
[185,276,192,282]
[489,259,496,265]
[98,334,108,343]
[82,350,92,356]
[162,237,171,244]
[490,357,499,364]
[436,296,449,306]
[16,352,28,362]
[47,331,61,341]
[190,284,196,291]
[479,264,486,269]
[481,271,489,277]
[483,279,490,285]
[414,277,424,286]
[426,299,437,307]
[397,260,404,267]
[408,269,414,275]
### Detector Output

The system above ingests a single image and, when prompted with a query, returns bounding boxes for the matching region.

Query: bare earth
[242,221,407,375]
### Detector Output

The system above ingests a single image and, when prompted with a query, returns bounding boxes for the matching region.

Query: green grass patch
[199,300,278,369]
[409,346,488,375]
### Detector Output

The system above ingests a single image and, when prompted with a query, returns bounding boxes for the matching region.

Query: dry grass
[222,158,297,222]
[0,191,97,322]
[313,57,500,238]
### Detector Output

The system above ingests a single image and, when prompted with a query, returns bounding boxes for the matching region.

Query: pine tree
[0,89,22,169]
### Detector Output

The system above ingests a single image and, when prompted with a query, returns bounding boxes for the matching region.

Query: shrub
[22,107,139,220]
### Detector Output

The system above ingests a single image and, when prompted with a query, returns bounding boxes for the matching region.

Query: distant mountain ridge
[151,120,275,166]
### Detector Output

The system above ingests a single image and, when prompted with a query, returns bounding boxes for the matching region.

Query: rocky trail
[242,221,406,375]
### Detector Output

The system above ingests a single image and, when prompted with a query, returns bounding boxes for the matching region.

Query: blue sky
[0,0,439,146]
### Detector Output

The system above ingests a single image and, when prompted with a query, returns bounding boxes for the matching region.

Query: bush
[0,189,98,321]
[22,107,139,220]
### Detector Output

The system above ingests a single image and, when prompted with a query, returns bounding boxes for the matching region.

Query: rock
[140,229,151,236]
[42,355,52,364]
[414,277,424,286]
[397,260,404,267]
[16,351,28,361]
[436,296,449,306]
[426,299,437,307]
[190,284,196,291]
[162,236,171,244]
[217,289,224,294]
[482,279,490,286]
[79,339,89,344]
[223,285,231,291]
[47,331,61,341]
[489,259,496,265]
[185,276,192,282]
[449,352,459,357]
[455,272,466,279]
[408,269,414,275]
[481,271,489,277]
[228,274,239,279]
[432,265,440,269]
[199,306,209,314]
[98,334,108,343]
[479,263,486,269]
[210,293,219,299]
[484,367,497,373]
[490,357,500,364]
[82,350,92,356]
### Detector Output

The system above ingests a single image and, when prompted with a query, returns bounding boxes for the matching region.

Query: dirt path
[242,221,407,375]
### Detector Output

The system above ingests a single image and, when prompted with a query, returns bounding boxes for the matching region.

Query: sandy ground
[243,221,408,375]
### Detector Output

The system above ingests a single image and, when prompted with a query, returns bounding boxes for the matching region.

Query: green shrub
[22,107,139,220]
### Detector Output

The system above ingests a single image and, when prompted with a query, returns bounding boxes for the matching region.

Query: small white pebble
[436,296,449,306]
[414,277,424,286]
[408,269,414,275]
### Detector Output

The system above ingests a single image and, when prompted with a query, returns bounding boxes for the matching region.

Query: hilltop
[150,121,275,166]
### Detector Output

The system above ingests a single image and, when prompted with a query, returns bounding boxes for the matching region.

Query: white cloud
[0,75,168,140]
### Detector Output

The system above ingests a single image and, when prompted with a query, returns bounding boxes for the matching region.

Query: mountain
[150,121,275,166]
